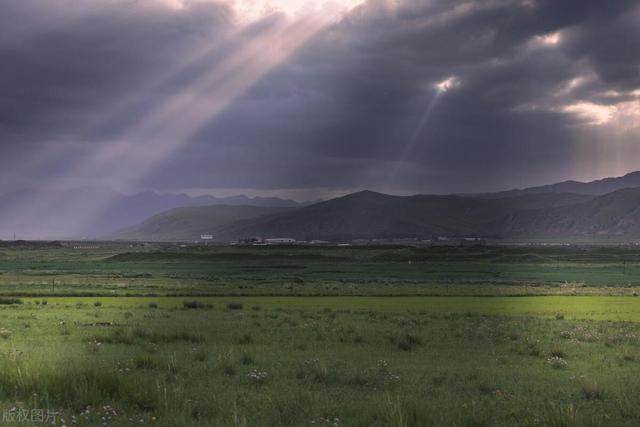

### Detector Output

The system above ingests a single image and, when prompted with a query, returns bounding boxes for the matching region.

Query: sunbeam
[385,96,442,190]
[2,2,362,238]
[385,76,460,191]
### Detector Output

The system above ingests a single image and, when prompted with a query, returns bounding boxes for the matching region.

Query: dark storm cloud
[1,0,640,197]
[0,0,233,143]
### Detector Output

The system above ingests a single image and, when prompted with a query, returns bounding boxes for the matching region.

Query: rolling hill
[487,171,640,197]
[115,190,595,241]
[110,170,640,242]
[211,191,596,242]
[497,188,640,238]
[112,205,292,241]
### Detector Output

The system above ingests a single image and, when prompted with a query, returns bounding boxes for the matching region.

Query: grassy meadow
[1,243,640,425]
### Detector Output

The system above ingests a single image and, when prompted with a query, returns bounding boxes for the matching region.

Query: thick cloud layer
[1,0,639,199]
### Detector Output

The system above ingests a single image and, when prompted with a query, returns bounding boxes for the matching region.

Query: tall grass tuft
[216,351,238,376]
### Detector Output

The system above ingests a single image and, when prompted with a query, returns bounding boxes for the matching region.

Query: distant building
[432,237,486,247]
[200,234,214,240]
[233,237,263,245]
[459,237,486,247]
[309,240,331,245]
[264,238,296,245]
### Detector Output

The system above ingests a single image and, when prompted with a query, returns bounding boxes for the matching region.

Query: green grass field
[3,244,640,298]
[1,243,640,425]
[17,295,640,321]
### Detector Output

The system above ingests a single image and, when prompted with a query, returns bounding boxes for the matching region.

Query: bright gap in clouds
[563,102,616,126]
[166,0,364,21]
[434,76,459,93]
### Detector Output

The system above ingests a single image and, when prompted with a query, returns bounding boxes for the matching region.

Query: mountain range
[481,171,640,198]
[7,171,640,242]
[113,171,640,242]
[0,188,303,239]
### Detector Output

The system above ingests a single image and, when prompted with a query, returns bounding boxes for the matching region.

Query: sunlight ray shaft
[385,93,443,190]
[3,12,342,237]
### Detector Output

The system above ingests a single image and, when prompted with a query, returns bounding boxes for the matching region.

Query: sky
[1,0,640,203]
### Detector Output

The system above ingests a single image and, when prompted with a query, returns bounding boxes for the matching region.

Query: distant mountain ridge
[114,190,597,242]
[0,188,303,239]
[113,205,292,241]
[496,187,640,238]
[486,171,640,197]
[9,171,640,241]
[114,170,640,242]
[209,190,597,242]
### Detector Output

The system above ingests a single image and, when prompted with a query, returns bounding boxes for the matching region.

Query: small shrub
[579,378,603,400]
[555,313,564,320]
[216,351,238,376]
[432,372,448,386]
[605,336,622,347]
[134,354,156,369]
[132,328,204,344]
[515,338,541,356]
[41,300,48,306]
[0,328,12,339]
[241,352,255,365]
[296,358,330,384]
[94,301,102,307]
[623,353,636,362]
[227,302,244,310]
[547,356,568,369]
[148,302,158,309]
[183,301,213,310]
[478,380,499,395]
[95,327,134,345]
[396,333,422,352]
[251,305,262,311]
[549,348,566,359]
[237,333,253,345]
[193,349,208,362]
[0,298,22,305]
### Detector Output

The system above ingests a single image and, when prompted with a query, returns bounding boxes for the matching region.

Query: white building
[264,238,296,245]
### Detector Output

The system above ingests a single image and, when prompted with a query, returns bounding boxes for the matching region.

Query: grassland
[15,295,640,321]
[1,243,640,425]
[3,243,640,297]
[2,301,640,426]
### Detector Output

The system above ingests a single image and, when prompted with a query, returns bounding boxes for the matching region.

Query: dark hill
[112,205,293,241]
[211,191,594,242]
[497,188,640,238]
[487,171,640,197]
